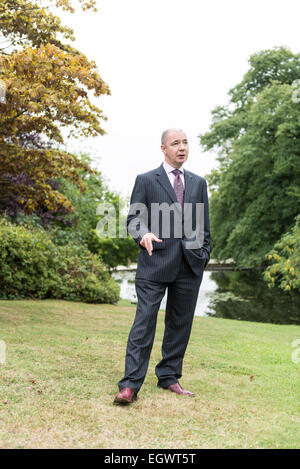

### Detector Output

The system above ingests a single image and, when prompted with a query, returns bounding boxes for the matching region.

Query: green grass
[0,299,300,448]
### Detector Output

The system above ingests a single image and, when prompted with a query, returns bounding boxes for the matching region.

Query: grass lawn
[0,298,300,449]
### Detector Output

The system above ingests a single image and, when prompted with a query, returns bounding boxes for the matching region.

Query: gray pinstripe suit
[118,163,210,393]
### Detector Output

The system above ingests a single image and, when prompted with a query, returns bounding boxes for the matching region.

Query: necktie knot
[172,169,181,176]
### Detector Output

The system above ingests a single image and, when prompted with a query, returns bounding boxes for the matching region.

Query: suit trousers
[118,255,204,393]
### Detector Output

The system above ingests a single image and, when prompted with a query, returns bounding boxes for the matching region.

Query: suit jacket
[127,163,210,282]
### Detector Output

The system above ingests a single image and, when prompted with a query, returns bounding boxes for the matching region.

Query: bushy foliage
[0,218,120,303]
[264,214,300,292]
[87,235,139,269]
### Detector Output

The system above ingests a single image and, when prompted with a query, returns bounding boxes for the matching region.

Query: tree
[199,47,300,269]
[0,0,110,218]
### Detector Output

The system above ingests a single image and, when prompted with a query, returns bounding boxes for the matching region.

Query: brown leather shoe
[113,387,137,404]
[167,382,195,397]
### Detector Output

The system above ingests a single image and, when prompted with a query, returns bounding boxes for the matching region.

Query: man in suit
[114,128,210,404]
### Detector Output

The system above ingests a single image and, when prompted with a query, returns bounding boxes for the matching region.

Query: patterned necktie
[172,169,184,208]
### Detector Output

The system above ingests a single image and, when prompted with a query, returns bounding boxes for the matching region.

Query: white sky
[60,0,300,199]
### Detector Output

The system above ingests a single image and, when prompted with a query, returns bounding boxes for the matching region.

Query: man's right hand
[140,233,162,256]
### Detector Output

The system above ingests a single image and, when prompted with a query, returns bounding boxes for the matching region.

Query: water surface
[112,269,300,325]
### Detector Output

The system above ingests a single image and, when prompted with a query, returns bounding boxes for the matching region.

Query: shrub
[0,219,120,303]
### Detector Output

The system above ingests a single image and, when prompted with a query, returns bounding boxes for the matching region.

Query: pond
[112,269,300,325]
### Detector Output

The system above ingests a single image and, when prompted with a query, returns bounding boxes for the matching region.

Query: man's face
[161,130,189,168]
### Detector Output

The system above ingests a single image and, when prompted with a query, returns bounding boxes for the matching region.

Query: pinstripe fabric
[127,163,210,281]
[118,163,210,393]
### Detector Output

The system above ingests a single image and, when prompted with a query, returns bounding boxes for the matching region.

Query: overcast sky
[60,0,300,198]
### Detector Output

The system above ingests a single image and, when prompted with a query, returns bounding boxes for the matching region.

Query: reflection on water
[207,270,300,325]
[112,269,300,325]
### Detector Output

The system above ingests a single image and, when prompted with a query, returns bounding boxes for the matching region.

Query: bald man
[114,129,210,404]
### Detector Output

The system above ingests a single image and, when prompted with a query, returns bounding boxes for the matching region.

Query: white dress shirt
[162,161,185,189]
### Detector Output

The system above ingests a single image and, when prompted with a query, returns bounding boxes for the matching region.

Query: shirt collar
[163,160,184,175]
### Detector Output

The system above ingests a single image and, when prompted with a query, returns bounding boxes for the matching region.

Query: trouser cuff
[157,378,179,389]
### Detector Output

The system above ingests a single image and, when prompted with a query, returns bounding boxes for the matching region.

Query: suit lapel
[155,164,177,204]
[183,170,193,204]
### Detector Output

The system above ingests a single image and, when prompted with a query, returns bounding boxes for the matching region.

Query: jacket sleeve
[202,179,211,267]
[127,175,149,246]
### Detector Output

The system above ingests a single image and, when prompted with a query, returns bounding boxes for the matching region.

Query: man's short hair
[161,128,185,146]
